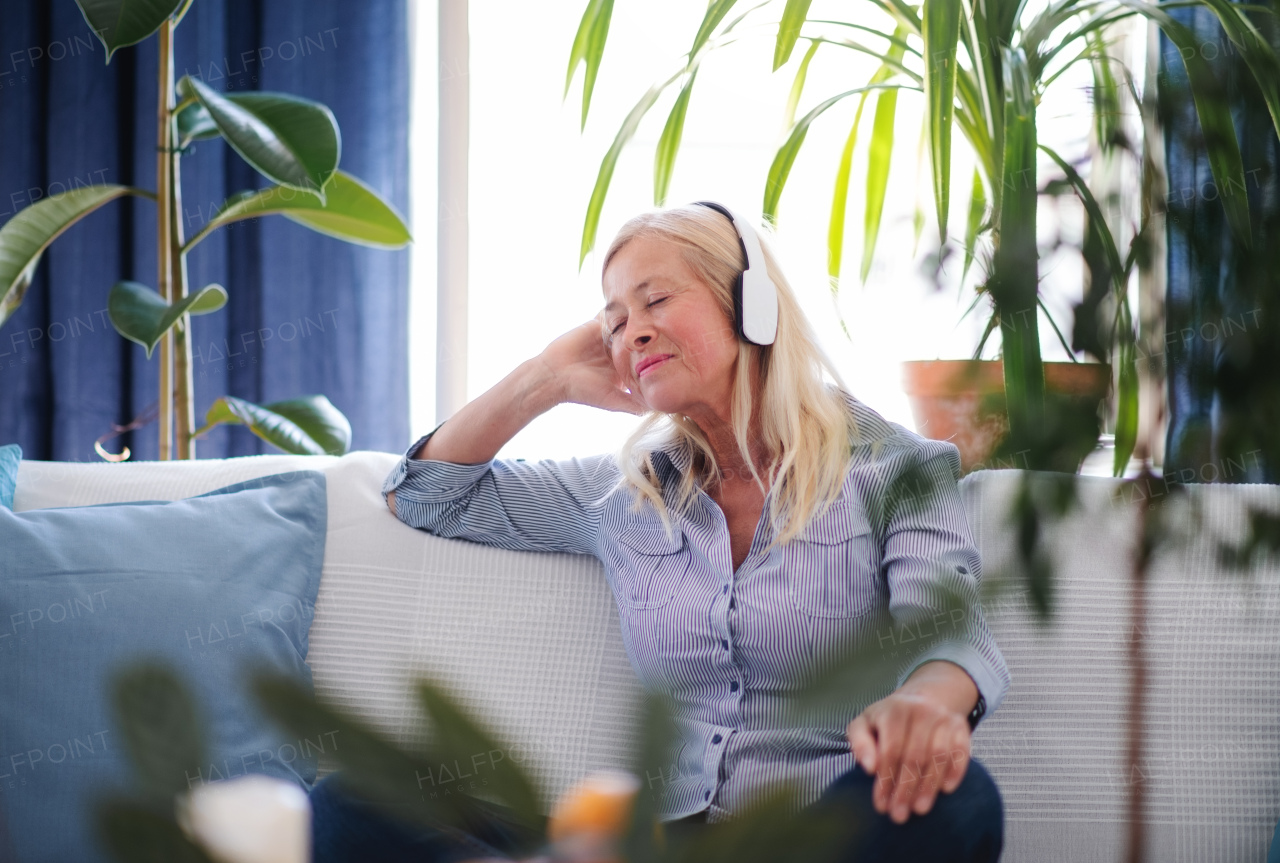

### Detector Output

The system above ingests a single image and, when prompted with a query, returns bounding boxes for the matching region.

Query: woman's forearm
[412,358,563,464]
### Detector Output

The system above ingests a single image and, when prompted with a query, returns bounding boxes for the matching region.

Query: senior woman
[314,203,1010,862]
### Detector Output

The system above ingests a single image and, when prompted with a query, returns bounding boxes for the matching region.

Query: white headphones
[693,201,779,346]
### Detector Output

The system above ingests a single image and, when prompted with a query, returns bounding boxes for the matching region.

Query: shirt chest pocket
[785,501,879,619]
[613,524,689,610]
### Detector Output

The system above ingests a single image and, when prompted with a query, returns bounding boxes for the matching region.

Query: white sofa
[13,451,1280,862]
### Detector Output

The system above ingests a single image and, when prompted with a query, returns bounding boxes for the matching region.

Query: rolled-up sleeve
[382,422,620,557]
[876,439,1012,717]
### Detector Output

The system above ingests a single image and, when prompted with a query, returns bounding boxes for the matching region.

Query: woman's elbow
[386,490,398,518]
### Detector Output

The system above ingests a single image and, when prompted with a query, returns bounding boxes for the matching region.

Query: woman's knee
[814,758,1003,862]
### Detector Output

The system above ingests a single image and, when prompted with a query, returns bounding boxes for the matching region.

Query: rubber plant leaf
[75,0,185,62]
[0,185,143,329]
[195,395,352,456]
[181,76,341,198]
[176,102,220,150]
[185,171,411,251]
[108,281,228,359]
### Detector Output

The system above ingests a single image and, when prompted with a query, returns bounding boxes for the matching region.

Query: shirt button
[722,585,729,594]
[704,790,711,801]
[711,734,722,744]
[721,639,729,650]
[729,681,739,692]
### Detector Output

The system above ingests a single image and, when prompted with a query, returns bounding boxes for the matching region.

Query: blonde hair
[601,204,858,551]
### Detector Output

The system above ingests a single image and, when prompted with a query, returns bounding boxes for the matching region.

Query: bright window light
[408,0,1112,461]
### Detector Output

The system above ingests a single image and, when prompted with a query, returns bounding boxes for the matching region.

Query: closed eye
[609,297,666,335]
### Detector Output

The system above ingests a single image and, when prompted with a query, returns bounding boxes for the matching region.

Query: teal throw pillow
[0,443,18,509]
[0,470,327,863]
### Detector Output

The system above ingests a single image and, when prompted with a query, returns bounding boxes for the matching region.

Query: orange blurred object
[546,771,641,863]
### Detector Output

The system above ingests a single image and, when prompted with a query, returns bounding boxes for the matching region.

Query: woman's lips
[636,355,673,377]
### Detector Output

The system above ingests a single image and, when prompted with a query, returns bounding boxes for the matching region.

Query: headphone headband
[692,201,778,346]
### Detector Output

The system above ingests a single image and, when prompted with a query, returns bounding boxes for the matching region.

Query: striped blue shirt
[382,392,1010,823]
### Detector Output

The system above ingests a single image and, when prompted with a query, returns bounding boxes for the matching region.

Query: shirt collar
[648,388,858,479]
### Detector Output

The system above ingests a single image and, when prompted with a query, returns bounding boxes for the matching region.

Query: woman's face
[602,235,740,425]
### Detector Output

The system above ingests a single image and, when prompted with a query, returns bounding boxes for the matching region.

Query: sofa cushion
[0,470,327,863]
[12,452,643,816]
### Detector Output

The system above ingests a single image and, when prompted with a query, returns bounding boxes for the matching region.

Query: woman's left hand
[845,660,977,824]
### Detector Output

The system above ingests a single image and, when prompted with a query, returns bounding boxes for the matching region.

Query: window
[409,1,1125,461]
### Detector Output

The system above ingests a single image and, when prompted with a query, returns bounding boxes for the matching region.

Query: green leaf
[195,395,352,456]
[250,672,501,841]
[109,281,228,359]
[782,40,821,133]
[773,0,815,70]
[765,84,911,223]
[182,77,341,197]
[185,171,411,252]
[0,185,143,329]
[1198,0,1280,144]
[75,0,185,62]
[961,167,987,286]
[654,72,698,206]
[690,0,743,58]
[621,692,677,862]
[1113,329,1138,476]
[1127,0,1251,244]
[566,0,616,129]
[415,681,544,830]
[109,663,206,802]
[861,28,909,283]
[580,71,684,265]
[1090,38,1120,151]
[1039,145,1125,285]
[922,0,962,241]
[993,47,1044,453]
[176,102,219,150]
[827,93,873,291]
[96,799,217,863]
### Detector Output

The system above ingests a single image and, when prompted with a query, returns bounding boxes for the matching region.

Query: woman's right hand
[535,314,648,415]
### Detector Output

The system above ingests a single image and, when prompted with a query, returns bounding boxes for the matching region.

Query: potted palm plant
[565,0,1280,475]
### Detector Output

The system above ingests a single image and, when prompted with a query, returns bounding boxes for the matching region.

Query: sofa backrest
[14,454,1280,862]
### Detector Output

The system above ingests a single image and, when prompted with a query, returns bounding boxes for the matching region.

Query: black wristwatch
[967,694,986,731]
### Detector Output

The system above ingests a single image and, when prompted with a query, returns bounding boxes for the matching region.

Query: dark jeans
[310,759,1003,862]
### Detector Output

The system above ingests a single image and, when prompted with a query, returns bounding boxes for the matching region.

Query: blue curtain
[0,0,410,461]
[1161,6,1280,483]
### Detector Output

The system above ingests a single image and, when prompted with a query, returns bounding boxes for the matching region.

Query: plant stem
[172,150,194,460]
[1125,458,1155,863]
[156,19,175,460]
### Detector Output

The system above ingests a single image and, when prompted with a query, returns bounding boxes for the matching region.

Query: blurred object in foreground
[547,771,641,863]
[177,775,311,863]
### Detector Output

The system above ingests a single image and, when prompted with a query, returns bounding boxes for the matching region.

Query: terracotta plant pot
[901,360,1112,474]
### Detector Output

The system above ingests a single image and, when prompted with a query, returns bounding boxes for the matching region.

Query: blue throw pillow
[0,470,327,863]
[0,443,18,509]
